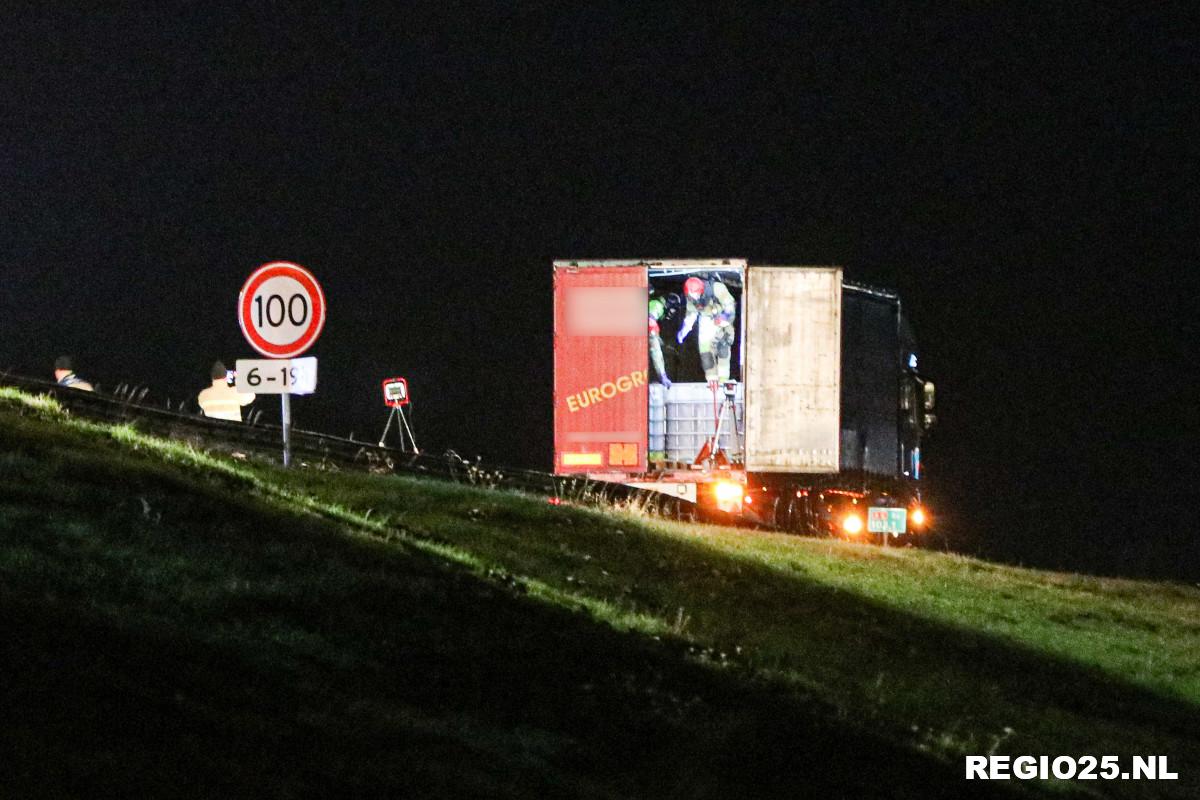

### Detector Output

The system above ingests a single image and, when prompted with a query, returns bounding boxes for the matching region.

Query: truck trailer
[552,259,936,539]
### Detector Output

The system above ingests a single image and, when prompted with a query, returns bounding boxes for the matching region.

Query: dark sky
[2,5,1196,578]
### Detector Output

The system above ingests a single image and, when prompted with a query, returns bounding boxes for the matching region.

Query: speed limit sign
[238,261,326,358]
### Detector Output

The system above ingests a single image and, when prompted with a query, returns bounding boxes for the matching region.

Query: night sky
[2,5,1195,579]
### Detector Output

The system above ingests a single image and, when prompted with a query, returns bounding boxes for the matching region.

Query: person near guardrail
[53,355,94,391]
[198,361,255,421]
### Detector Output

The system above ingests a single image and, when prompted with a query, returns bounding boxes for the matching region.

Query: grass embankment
[1,387,1196,798]
[280,469,1200,796]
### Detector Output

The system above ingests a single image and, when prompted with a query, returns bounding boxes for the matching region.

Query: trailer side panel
[744,266,842,472]
[840,288,901,475]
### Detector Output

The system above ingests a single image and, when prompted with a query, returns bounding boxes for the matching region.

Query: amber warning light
[382,377,409,407]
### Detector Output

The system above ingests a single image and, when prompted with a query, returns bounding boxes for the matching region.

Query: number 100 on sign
[235,358,318,395]
[255,292,310,330]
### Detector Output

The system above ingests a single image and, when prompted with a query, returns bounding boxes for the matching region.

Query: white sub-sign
[235,357,318,395]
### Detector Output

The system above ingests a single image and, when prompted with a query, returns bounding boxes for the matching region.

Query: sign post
[238,262,326,467]
[281,393,292,467]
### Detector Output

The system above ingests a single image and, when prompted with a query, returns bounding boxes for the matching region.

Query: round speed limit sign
[238,262,326,358]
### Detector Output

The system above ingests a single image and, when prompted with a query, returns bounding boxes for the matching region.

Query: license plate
[868,507,907,534]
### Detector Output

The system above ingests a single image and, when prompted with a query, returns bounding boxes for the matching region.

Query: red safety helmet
[683,277,705,299]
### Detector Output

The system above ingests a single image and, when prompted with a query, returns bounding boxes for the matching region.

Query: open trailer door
[743,266,842,473]
[553,262,648,474]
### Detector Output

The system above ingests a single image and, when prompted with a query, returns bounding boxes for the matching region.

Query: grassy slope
[0,388,1195,798]
[269,455,1200,797]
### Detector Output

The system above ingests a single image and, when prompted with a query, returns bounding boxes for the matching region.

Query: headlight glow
[713,480,744,512]
[910,507,927,527]
[842,514,864,535]
[715,481,743,505]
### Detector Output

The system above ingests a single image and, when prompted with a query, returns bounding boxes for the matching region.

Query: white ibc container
[665,383,744,464]
[648,382,667,455]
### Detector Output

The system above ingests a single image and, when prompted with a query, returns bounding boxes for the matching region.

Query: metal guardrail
[0,373,680,512]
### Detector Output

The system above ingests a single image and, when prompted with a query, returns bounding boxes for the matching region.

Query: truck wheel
[770,496,786,530]
[797,496,821,537]
[782,495,804,534]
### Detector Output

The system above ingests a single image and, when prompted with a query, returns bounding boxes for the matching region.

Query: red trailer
[553,259,759,514]
[553,263,649,474]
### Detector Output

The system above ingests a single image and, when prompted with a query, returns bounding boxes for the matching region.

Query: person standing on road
[53,356,94,391]
[676,276,737,384]
[197,361,255,422]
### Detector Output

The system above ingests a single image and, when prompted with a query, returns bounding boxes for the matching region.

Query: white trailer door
[743,266,842,472]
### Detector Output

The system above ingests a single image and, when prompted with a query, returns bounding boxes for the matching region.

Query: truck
[552,259,936,540]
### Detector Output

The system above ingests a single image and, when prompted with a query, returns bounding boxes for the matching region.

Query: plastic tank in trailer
[662,382,744,465]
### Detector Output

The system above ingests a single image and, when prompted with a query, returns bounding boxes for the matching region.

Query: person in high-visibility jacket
[198,361,255,422]
[53,355,94,391]
[648,297,671,388]
[676,276,736,383]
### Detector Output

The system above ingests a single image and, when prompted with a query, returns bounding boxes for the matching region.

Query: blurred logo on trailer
[564,287,645,336]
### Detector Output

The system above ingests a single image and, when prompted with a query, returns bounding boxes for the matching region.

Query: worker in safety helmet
[648,297,672,388]
[198,361,255,422]
[53,355,94,391]
[676,276,736,383]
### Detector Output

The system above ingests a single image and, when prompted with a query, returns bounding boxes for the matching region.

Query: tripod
[379,403,420,453]
[694,380,743,467]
